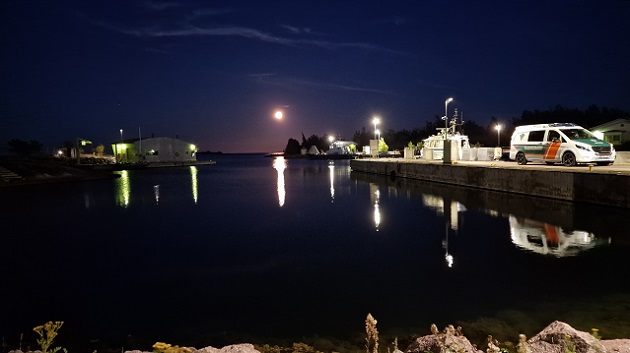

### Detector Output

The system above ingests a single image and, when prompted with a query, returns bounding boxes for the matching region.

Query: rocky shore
[8,321,627,353]
[131,322,630,353]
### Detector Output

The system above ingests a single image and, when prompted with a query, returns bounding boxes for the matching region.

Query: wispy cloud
[301,80,394,95]
[245,73,393,95]
[284,77,395,95]
[141,26,295,45]
[280,24,314,35]
[85,14,403,55]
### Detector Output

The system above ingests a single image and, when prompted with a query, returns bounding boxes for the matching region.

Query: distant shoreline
[0,158,218,188]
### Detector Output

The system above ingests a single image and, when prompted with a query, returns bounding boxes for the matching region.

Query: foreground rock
[8,323,630,353]
[528,320,605,353]
[124,344,261,353]
[406,324,482,353]
[404,321,630,353]
[194,344,261,353]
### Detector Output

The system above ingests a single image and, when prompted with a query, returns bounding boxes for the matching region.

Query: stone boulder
[193,344,260,353]
[405,324,482,353]
[403,321,630,353]
[124,343,261,353]
[527,321,606,353]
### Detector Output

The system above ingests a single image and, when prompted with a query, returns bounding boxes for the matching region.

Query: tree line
[285,104,629,153]
[5,139,105,159]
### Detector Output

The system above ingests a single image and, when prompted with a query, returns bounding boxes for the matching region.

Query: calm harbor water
[1,154,630,351]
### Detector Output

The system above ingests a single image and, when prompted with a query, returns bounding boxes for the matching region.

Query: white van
[509,123,615,166]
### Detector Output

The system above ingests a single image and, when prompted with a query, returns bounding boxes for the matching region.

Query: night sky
[1,1,629,153]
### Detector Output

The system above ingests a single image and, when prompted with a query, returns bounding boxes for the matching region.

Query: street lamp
[495,124,502,146]
[375,129,381,141]
[372,117,380,139]
[444,97,453,139]
[120,129,123,142]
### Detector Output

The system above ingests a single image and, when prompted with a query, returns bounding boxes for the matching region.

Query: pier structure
[350,157,630,208]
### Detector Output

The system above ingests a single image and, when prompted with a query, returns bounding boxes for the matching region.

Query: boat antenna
[451,108,459,134]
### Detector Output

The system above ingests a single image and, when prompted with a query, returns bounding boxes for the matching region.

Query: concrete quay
[350,157,630,209]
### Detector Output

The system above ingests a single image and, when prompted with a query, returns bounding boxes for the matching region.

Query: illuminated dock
[350,158,630,208]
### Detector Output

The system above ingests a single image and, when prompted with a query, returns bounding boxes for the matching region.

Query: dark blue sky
[1,0,629,153]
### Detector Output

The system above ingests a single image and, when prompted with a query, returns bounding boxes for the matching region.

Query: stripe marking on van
[543,141,561,160]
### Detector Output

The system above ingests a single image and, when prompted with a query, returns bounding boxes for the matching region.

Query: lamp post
[372,117,380,139]
[444,98,453,139]
[495,124,502,146]
[120,129,123,142]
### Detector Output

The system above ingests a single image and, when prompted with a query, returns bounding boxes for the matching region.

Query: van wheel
[562,152,576,166]
[516,152,527,165]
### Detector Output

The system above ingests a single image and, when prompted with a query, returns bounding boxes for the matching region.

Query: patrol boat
[423,110,470,160]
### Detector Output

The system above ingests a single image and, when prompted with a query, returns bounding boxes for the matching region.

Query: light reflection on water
[114,169,130,207]
[113,165,200,207]
[357,171,618,259]
[1,154,629,351]
[370,183,380,231]
[509,215,608,257]
[273,157,286,207]
[329,163,335,202]
[191,166,198,204]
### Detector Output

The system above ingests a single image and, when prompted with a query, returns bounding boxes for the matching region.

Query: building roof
[590,118,630,131]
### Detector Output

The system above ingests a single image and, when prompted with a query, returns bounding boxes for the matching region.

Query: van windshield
[562,129,595,140]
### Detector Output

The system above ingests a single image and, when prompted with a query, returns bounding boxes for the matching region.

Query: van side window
[514,133,528,143]
[528,130,545,142]
[547,130,561,143]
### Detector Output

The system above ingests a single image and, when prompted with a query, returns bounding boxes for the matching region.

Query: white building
[590,118,630,146]
[112,137,197,163]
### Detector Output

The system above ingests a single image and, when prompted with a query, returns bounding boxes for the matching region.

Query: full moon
[274,111,283,120]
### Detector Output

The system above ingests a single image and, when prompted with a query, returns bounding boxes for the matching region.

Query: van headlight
[575,143,591,151]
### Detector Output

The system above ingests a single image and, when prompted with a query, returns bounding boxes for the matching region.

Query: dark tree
[8,139,42,158]
[301,133,307,148]
[352,126,371,148]
[461,120,487,146]
[284,138,301,155]
[382,128,413,151]
[421,119,440,137]
[305,134,327,152]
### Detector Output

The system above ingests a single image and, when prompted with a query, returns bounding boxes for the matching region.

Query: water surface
[1,154,629,351]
